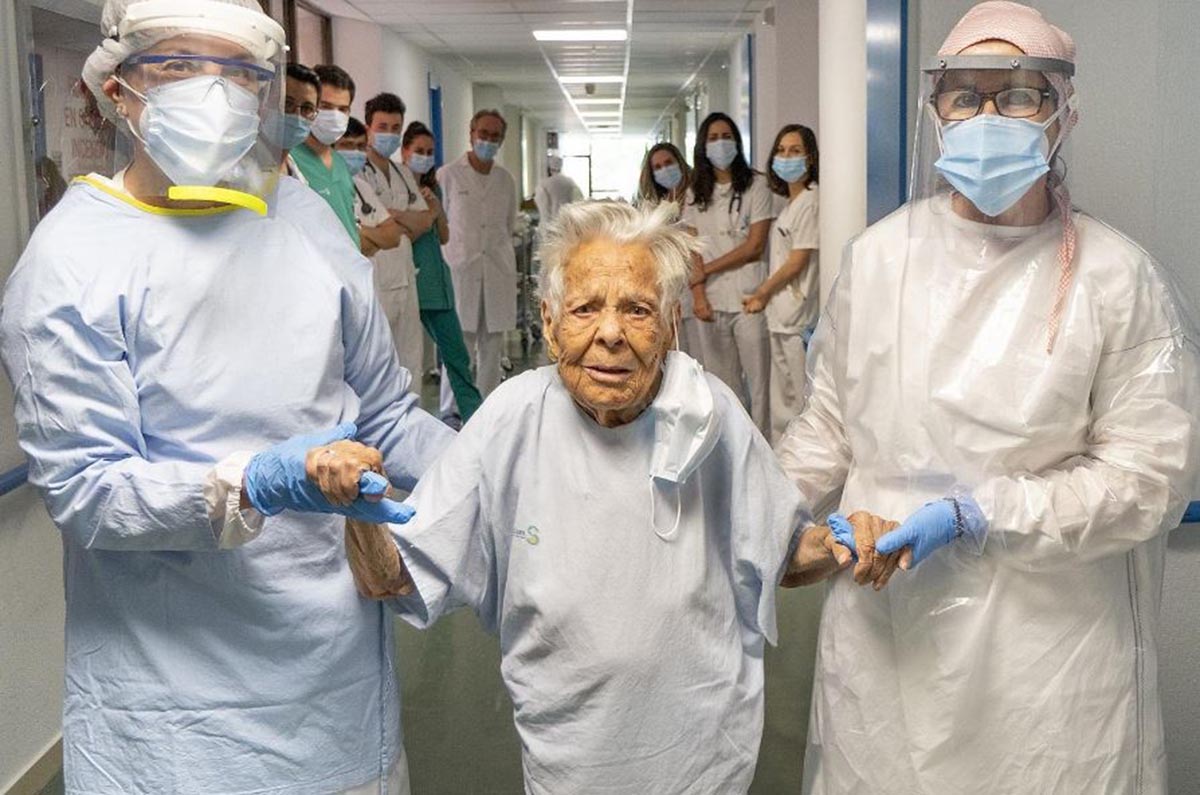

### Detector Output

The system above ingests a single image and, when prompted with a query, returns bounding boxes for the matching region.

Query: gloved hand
[876,496,987,570]
[828,513,857,558]
[243,424,416,524]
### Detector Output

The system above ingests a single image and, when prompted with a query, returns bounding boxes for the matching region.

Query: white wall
[913,0,1200,786]
[753,2,820,174]
[0,3,66,791]
[330,17,383,122]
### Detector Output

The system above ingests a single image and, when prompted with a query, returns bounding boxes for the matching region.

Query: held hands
[876,496,986,570]
[243,423,416,525]
[781,524,853,587]
[829,512,906,590]
[741,291,767,314]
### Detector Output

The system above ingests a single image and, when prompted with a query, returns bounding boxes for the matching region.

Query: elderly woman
[351,200,851,793]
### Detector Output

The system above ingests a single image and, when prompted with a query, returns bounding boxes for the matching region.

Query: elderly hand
[345,518,414,598]
[781,524,854,587]
[829,511,904,590]
[243,423,416,524]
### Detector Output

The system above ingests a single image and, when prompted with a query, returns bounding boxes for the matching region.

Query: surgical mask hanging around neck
[933,98,1072,217]
[122,75,261,188]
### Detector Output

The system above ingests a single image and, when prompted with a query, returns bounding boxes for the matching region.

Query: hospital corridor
[2,1,1200,794]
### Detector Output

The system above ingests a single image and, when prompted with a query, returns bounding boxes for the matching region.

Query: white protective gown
[389,355,808,794]
[358,159,426,381]
[683,178,775,433]
[778,195,1200,794]
[765,185,820,442]
[533,172,582,226]
[0,175,453,795]
[438,154,518,335]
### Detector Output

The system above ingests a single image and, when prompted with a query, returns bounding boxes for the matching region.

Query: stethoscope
[364,158,418,206]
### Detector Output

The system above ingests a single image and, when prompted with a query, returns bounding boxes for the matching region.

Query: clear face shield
[910,53,1076,223]
[110,3,287,214]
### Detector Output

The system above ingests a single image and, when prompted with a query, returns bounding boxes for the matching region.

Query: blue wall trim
[865,0,908,224]
[0,464,29,498]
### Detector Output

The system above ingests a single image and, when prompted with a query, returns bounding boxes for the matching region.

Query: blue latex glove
[828,513,858,560]
[876,496,986,569]
[244,423,416,524]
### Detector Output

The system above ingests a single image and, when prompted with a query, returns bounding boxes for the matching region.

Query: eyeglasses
[124,54,275,94]
[284,97,318,120]
[932,86,1056,121]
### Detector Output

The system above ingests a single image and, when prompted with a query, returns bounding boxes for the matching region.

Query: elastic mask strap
[649,478,684,542]
[115,76,149,147]
[1043,93,1079,160]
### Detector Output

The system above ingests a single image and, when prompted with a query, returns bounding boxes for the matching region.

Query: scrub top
[290,141,360,245]
[765,185,820,335]
[682,175,775,313]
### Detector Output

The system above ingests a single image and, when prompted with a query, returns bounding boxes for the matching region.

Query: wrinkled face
[543,238,672,425]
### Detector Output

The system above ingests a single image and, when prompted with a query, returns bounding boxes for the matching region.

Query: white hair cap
[82,0,286,122]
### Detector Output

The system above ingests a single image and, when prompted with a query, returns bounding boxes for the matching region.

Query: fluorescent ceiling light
[558,75,625,84]
[580,111,622,117]
[575,99,623,105]
[534,29,627,42]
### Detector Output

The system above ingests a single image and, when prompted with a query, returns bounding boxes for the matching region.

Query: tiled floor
[37,337,824,794]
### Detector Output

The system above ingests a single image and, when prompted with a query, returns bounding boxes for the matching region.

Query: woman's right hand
[693,292,715,322]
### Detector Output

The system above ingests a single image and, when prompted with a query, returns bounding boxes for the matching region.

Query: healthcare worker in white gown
[778,4,1200,793]
[0,1,453,792]
[438,109,518,406]
[346,201,854,794]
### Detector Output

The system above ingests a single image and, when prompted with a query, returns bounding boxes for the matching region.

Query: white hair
[539,200,699,322]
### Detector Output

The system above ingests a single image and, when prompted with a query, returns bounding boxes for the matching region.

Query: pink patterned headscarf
[941,1,1078,353]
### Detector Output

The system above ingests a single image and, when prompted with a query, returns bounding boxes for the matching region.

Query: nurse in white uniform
[683,112,775,434]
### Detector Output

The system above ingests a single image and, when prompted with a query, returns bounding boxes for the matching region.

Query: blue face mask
[934,114,1053,217]
[473,139,501,162]
[706,139,738,170]
[338,149,368,176]
[408,153,436,175]
[264,111,312,151]
[772,155,808,184]
[372,132,402,159]
[653,163,683,191]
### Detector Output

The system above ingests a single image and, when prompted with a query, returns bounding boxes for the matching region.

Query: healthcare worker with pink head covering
[778,3,1200,792]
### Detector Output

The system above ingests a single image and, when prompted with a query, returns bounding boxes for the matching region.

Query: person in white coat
[742,124,820,444]
[534,155,582,227]
[438,108,518,400]
[683,112,775,434]
[358,92,428,382]
[778,3,1200,792]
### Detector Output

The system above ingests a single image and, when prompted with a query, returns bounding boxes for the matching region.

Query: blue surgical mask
[772,155,808,184]
[372,132,402,159]
[473,139,501,162]
[935,114,1055,217]
[706,139,738,170]
[263,110,312,151]
[126,75,261,188]
[338,149,368,176]
[408,153,436,175]
[653,163,683,191]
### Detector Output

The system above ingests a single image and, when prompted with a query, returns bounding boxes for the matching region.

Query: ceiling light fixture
[574,98,623,105]
[534,29,628,42]
[558,75,625,84]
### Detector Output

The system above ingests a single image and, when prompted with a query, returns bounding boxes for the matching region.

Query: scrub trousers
[440,299,505,416]
[379,285,424,390]
[421,308,483,420]
[677,316,710,368]
[702,310,770,435]
[769,331,808,445]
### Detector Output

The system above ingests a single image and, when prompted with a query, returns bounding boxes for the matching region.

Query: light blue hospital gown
[391,363,808,794]
[0,175,453,794]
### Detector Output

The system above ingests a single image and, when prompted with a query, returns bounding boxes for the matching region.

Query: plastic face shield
[910,53,1076,216]
[112,3,287,214]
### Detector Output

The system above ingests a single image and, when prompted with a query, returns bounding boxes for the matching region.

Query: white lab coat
[389,357,807,794]
[438,154,518,334]
[534,172,583,226]
[778,196,1200,794]
[358,160,426,379]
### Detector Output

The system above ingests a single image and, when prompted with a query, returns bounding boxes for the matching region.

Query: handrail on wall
[0,463,29,498]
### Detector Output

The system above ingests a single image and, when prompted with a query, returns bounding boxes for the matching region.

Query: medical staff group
[1,1,1197,794]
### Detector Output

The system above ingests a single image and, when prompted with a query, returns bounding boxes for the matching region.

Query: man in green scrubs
[289,64,359,245]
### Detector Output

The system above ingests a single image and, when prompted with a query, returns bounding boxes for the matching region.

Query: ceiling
[330,0,768,136]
